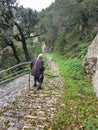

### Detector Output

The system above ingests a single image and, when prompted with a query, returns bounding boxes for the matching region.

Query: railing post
[29,72,30,90]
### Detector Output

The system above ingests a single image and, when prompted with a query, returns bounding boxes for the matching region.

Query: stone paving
[0,74,33,109]
[0,59,65,130]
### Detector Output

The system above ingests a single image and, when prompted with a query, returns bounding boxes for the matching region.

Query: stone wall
[83,33,98,97]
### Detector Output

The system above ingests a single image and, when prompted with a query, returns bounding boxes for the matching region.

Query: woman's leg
[38,82,42,90]
[34,76,37,86]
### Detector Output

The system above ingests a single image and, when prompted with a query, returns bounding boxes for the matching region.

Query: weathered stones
[83,33,98,97]
[0,74,34,109]
[7,127,19,130]
[83,57,97,80]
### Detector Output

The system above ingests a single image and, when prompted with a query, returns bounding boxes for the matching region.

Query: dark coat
[30,57,45,83]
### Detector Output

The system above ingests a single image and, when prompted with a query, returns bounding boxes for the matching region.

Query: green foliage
[38,0,98,57]
[0,0,39,64]
[49,53,84,79]
[44,67,54,78]
[82,115,98,130]
[54,34,68,54]
[16,45,25,61]
[0,51,17,69]
[27,38,42,59]
[64,58,84,79]
[49,53,98,130]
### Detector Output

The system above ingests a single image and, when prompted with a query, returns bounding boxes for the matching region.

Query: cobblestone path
[0,59,65,130]
[0,74,33,109]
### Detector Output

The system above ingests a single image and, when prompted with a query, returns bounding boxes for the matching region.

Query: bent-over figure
[30,53,45,90]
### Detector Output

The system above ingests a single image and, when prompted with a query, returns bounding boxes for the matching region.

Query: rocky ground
[0,60,65,130]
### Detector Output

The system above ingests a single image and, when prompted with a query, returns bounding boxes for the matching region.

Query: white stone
[7,127,18,130]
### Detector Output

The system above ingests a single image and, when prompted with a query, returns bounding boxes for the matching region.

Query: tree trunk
[14,21,30,61]
[8,41,21,64]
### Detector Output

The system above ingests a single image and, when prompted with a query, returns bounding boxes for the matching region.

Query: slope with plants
[49,53,98,130]
[38,0,98,58]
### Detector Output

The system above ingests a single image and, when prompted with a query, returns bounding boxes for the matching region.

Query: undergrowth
[49,53,98,130]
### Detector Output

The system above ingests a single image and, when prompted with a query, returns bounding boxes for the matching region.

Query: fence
[0,62,31,100]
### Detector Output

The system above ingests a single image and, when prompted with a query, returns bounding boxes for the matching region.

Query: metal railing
[0,62,31,99]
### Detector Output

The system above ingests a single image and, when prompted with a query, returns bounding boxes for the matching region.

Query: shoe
[38,86,43,90]
[33,84,37,87]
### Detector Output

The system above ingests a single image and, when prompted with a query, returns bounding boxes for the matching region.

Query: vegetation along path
[0,58,65,130]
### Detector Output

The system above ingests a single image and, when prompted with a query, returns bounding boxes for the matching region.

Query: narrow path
[0,58,65,130]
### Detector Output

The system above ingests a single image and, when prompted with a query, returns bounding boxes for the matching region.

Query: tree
[0,0,39,62]
[0,33,21,63]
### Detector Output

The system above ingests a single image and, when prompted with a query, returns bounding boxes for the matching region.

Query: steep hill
[38,0,98,57]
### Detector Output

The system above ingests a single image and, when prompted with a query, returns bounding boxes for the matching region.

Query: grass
[44,66,55,78]
[49,53,98,130]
